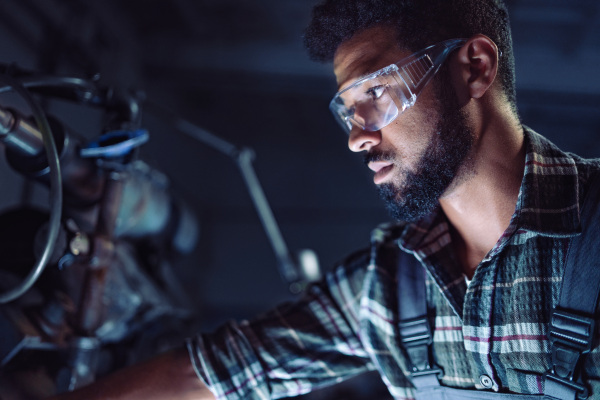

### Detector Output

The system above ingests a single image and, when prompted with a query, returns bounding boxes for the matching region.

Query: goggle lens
[329,38,467,135]
[332,73,402,132]
[329,66,410,133]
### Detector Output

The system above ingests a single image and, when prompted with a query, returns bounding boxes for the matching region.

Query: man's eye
[366,85,386,100]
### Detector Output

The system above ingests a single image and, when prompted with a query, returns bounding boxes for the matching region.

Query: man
[52,0,600,399]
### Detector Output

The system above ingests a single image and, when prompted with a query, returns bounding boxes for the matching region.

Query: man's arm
[50,346,215,400]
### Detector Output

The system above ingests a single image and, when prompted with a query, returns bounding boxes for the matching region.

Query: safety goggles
[329,38,467,134]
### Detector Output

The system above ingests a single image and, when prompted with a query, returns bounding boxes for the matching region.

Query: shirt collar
[397,126,582,252]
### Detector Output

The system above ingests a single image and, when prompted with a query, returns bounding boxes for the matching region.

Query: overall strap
[397,250,543,400]
[396,250,442,391]
[545,173,600,400]
[396,251,543,400]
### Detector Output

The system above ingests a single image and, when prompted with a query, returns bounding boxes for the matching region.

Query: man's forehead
[333,25,408,90]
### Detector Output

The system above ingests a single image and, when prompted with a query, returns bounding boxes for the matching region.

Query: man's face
[333,25,474,222]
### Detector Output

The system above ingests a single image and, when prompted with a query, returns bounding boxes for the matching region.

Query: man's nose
[348,125,382,152]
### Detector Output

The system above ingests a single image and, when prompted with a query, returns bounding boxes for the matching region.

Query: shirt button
[480,374,493,388]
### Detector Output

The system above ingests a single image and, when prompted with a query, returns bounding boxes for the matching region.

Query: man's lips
[367,160,394,184]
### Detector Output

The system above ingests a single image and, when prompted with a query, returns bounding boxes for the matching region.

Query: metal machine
[0,65,318,398]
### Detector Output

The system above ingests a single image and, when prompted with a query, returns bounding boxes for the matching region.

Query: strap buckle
[545,308,594,399]
[549,309,594,353]
[399,316,432,347]
[399,316,441,376]
[549,309,594,377]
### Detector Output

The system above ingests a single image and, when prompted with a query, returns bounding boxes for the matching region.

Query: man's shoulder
[332,222,408,275]
[569,152,600,178]
[525,126,600,173]
[571,155,600,214]
[323,222,407,310]
[335,246,371,271]
[525,126,600,198]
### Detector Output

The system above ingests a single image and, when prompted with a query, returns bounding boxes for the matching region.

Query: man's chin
[377,182,439,223]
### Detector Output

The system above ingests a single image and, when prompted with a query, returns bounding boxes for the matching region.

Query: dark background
[0,0,599,398]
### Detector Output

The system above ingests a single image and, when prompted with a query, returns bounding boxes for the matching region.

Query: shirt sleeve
[186,249,375,400]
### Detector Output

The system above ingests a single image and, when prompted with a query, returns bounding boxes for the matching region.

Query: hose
[0,75,63,304]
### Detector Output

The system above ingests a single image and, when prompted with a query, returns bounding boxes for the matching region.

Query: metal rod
[175,119,238,158]
[170,115,301,286]
[236,148,298,283]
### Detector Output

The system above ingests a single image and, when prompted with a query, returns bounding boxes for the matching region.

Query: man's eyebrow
[337,61,394,93]
[337,62,385,92]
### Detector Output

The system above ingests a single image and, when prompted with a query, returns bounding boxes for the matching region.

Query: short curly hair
[304,0,517,111]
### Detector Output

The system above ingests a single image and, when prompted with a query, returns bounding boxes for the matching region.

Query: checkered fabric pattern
[187,127,600,399]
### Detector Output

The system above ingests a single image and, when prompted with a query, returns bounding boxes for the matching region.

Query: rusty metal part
[74,175,124,336]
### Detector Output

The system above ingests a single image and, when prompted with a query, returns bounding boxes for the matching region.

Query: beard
[369,74,474,222]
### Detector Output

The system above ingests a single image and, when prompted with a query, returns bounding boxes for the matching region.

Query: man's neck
[439,107,525,279]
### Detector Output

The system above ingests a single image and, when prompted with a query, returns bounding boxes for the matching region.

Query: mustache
[363,150,395,165]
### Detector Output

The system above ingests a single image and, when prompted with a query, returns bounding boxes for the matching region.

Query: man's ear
[455,34,499,99]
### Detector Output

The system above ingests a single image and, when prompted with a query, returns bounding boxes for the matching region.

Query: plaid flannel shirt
[188,127,600,399]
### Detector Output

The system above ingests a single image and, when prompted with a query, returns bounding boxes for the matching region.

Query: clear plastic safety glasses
[329,38,467,134]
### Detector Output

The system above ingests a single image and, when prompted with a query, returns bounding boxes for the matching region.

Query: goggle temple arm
[393,39,467,103]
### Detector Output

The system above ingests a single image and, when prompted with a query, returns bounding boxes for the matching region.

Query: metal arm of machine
[173,116,319,293]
